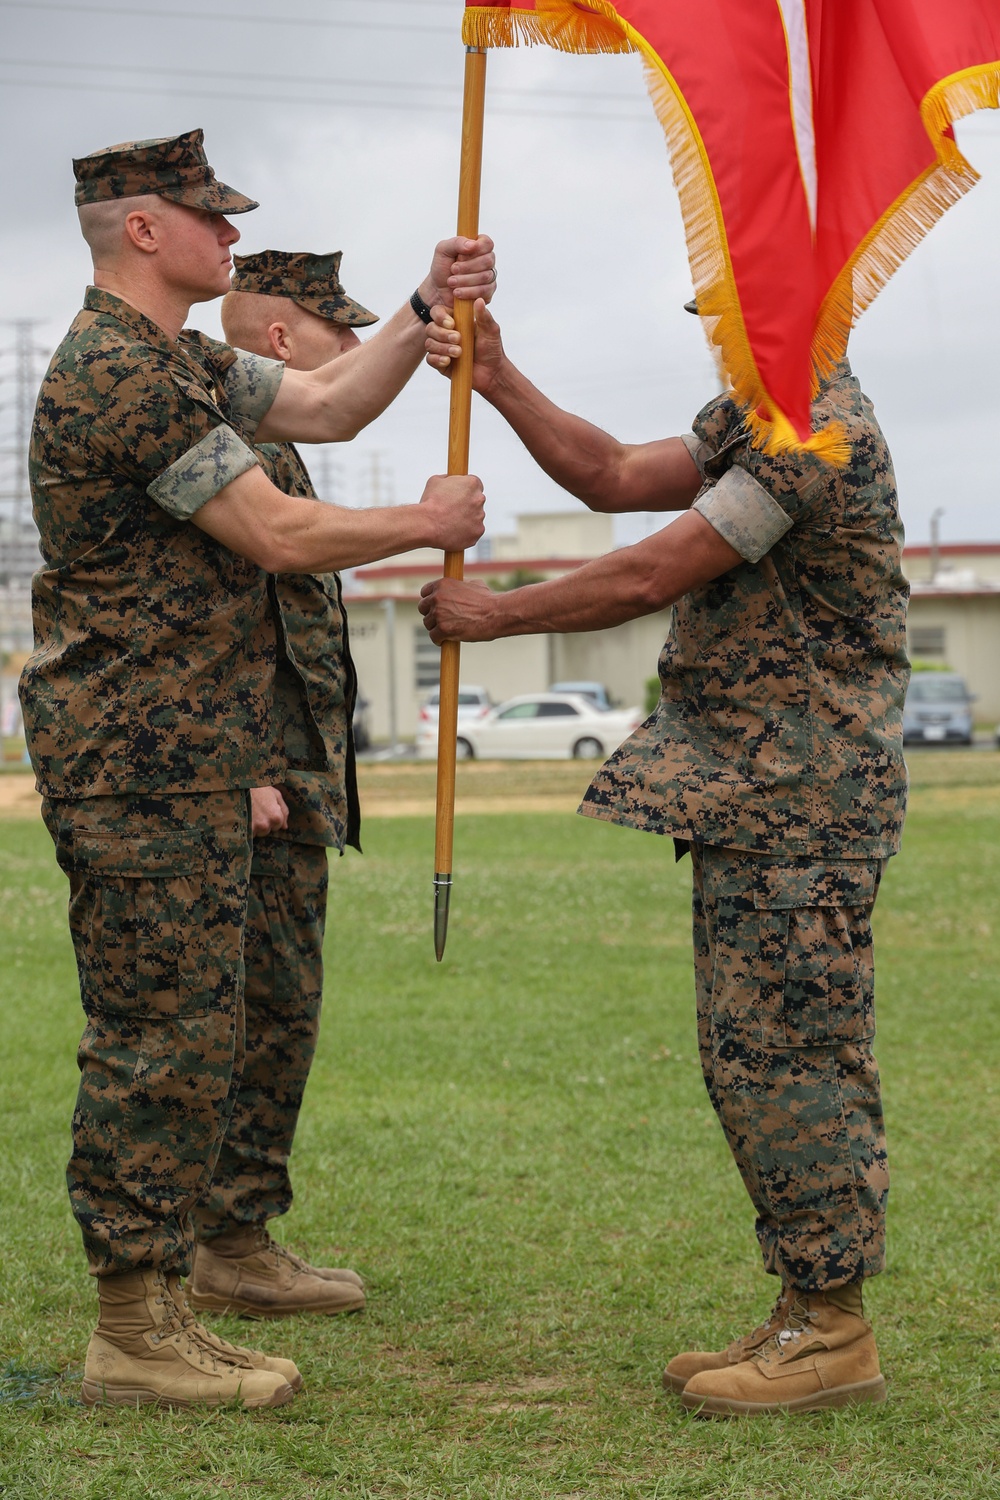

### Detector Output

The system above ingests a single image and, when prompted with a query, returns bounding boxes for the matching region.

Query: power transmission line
[0,0,457,36]
[1,55,644,108]
[0,72,648,123]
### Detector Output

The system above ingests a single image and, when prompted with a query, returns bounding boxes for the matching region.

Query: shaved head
[78,194,162,269]
[221,289,298,357]
[221,290,360,370]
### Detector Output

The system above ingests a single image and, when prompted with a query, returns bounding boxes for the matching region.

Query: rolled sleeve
[680,432,713,480]
[693,465,793,563]
[147,424,259,519]
[224,351,284,431]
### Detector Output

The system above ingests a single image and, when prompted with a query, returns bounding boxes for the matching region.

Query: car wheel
[572,736,604,759]
[455,737,474,761]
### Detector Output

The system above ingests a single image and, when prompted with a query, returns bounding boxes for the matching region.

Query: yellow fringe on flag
[812,61,1000,383]
[462,3,634,54]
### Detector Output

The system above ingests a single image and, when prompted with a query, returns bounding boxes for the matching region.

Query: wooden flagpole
[434,45,488,962]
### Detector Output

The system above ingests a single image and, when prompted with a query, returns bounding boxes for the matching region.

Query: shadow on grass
[0,1358,81,1406]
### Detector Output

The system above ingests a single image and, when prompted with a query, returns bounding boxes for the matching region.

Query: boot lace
[252,1229,306,1278]
[150,1274,228,1371]
[751,1294,821,1364]
[167,1275,259,1368]
[731,1286,794,1355]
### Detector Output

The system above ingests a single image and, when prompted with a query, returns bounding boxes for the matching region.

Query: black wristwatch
[410,288,434,324]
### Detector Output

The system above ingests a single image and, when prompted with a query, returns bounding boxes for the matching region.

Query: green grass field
[1,754,998,1499]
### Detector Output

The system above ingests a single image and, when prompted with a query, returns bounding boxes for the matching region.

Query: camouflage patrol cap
[230,250,379,326]
[73,128,258,214]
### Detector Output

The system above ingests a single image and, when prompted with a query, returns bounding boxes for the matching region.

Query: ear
[124,208,159,256]
[267,321,292,362]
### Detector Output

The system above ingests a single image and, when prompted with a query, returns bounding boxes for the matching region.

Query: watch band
[410,288,434,324]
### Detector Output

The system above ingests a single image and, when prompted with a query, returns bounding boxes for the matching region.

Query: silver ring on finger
[486,267,497,283]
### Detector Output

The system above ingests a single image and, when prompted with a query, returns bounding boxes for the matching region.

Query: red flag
[464,1,1000,459]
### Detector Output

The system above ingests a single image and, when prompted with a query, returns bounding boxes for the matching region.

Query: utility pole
[311,445,345,506]
[0,321,46,744]
[0,319,45,546]
[365,449,395,508]
[382,596,399,756]
[929,506,944,584]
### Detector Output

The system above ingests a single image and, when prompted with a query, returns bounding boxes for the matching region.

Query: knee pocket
[753,863,879,1048]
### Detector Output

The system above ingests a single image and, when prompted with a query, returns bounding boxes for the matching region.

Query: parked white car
[416,692,643,761]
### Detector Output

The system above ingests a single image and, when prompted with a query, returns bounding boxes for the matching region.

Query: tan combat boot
[662,1285,795,1394]
[275,1244,364,1290]
[680,1285,886,1416]
[188,1227,366,1317]
[165,1274,303,1392]
[81,1268,295,1409]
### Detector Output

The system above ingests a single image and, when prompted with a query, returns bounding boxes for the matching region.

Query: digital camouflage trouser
[193,836,329,1237]
[690,844,889,1291]
[42,790,251,1278]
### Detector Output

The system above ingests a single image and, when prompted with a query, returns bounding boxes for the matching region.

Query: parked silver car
[549,680,615,712]
[902,671,974,745]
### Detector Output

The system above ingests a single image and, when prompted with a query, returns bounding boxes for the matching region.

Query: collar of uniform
[83,285,183,359]
[817,357,853,392]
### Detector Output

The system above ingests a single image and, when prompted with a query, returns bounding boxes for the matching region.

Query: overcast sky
[2,0,999,549]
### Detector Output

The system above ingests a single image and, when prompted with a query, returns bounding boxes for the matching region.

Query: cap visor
[161,181,259,214]
[295,293,380,327]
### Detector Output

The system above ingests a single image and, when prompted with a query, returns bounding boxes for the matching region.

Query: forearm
[484,358,628,512]
[262,495,437,573]
[484,360,702,514]
[474,549,670,637]
[193,465,484,573]
[420,510,742,643]
[256,301,426,444]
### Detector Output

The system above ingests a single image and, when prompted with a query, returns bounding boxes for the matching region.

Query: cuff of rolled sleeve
[147,424,260,519]
[680,431,713,479]
[225,350,284,429]
[693,464,793,563]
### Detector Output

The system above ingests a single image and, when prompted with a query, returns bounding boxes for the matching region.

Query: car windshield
[907,677,968,704]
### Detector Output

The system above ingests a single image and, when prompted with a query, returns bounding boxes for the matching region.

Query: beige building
[346,521,1000,743]
[905,545,1000,720]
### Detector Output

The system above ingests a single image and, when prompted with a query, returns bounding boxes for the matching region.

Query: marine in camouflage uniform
[27,274,284,1281]
[583,366,908,1297]
[418,302,908,1414]
[22,130,304,1408]
[23,130,491,1405]
[190,251,375,1314]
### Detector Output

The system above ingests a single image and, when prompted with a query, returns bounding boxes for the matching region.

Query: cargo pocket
[754,863,878,1048]
[68,831,214,1019]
